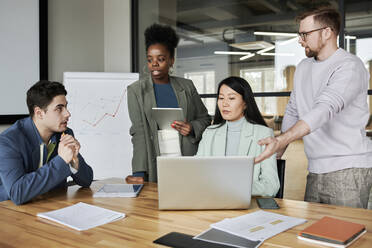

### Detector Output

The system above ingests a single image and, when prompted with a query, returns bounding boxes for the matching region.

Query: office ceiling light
[214,51,253,55]
[260,52,295,56]
[345,35,356,40]
[239,53,255,61]
[230,40,273,50]
[256,45,275,54]
[254,31,297,37]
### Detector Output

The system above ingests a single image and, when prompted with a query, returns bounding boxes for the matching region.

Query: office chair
[275,159,286,199]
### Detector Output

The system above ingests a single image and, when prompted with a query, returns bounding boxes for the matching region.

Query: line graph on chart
[79,88,127,128]
[67,81,129,135]
[64,73,138,180]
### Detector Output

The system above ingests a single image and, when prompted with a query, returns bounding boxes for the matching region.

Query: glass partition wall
[135,0,372,131]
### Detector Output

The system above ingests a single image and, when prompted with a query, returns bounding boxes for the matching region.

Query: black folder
[153,232,238,248]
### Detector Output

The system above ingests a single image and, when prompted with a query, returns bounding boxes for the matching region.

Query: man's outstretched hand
[255,136,284,164]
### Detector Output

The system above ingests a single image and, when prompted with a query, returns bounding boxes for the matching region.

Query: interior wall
[1,0,131,132]
[0,0,39,115]
[48,0,131,82]
[48,0,105,82]
[104,0,131,72]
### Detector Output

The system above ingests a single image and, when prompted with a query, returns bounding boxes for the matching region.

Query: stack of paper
[37,202,125,231]
[194,210,306,248]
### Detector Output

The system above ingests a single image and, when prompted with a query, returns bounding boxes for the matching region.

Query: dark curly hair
[145,23,179,58]
[26,80,67,117]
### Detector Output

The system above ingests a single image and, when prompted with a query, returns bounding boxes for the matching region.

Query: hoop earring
[142,65,149,75]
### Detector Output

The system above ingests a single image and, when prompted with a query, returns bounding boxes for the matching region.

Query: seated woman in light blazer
[197,76,280,197]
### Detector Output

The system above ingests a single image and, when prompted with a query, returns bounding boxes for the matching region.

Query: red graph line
[82,88,127,127]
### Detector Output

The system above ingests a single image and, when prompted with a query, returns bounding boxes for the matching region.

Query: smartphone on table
[256,198,280,209]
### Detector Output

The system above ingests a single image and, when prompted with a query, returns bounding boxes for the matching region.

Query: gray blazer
[127,76,211,182]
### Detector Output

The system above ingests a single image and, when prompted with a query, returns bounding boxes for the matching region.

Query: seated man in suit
[0,80,93,205]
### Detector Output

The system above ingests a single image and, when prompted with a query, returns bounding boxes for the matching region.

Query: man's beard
[304,38,323,58]
[305,47,318,58]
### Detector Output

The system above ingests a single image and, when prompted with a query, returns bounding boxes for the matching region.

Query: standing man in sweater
[255,7,372,208]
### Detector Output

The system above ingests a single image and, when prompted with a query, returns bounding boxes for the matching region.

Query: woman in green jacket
[197,76,280,196]
[126,24,211,183]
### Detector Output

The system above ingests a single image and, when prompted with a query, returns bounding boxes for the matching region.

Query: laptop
[157,156,254,210]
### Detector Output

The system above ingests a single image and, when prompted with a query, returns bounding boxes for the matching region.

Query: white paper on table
[211,210,306,241]
[37,202,125,231]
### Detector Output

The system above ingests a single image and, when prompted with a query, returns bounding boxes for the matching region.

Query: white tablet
[151,107,184,130]
[93,184,143,198]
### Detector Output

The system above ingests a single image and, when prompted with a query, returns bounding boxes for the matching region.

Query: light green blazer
[127,76,211,182]
[197,120,280,197]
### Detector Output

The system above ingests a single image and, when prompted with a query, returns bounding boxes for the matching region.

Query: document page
[211,210,306,241]
[37,202,125,231]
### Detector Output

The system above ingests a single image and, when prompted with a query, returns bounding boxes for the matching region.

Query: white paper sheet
[37,202,125,231]
[211,210,306,241]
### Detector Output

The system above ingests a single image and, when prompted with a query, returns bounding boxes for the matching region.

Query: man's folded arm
[70,154,93,187]
[0,143,71,205]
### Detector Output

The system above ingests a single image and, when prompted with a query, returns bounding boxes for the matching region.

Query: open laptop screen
[157,156,254,210]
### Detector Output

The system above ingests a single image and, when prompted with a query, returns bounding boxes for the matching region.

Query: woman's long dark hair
[213,76,267,127]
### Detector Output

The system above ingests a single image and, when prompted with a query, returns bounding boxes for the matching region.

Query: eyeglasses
[298,27,328,41]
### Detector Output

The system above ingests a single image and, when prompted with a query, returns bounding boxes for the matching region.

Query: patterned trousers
[304,168,372,209]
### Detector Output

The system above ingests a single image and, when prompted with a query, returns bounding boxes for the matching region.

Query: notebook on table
[298,216,366,248]
[157,156,254,210]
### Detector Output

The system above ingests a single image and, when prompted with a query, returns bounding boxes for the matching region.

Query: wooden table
[0,179,371,248]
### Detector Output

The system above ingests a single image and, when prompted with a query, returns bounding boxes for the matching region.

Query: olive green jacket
[127,76,211,182]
